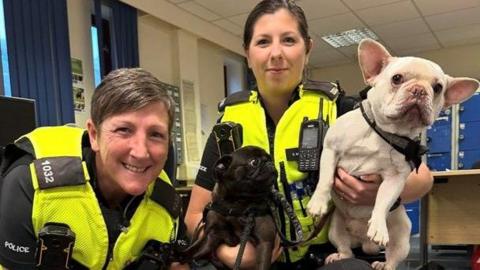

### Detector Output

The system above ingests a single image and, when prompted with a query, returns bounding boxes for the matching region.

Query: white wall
[138,14,178,85]
[136,13,247,181]
[198,40,225,146]
[310,43,480,95]
[66,0,95,128]
[225,55,246,95]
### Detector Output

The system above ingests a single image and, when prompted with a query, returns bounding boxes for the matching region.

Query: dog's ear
[443,76,480,108]
[358,38,392,85]
[213,155,233,182]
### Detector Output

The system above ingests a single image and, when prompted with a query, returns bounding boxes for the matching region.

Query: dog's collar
[359,101,428,172]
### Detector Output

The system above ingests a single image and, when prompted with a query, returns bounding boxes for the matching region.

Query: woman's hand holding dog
[333,167,382,205]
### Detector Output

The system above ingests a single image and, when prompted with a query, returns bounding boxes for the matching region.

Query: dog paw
[325,252,352,264]
[307,192,330,217]
[371,261,394,270]
[367,218,389,247]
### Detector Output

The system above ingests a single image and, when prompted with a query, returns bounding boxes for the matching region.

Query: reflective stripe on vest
[221,87,337,262]
[22,126,176,269]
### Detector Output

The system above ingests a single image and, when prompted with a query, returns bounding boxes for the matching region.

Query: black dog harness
[200,190,305,270]
[359,101,428,172]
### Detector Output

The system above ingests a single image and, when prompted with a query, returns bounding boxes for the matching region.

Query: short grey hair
[90,68,175,133]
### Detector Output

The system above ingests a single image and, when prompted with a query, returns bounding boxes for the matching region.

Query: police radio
[35,223,75,270]
[212,122,243,157]
[298,117,328,172]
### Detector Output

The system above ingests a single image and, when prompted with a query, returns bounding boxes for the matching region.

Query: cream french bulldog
[307,38,479,270]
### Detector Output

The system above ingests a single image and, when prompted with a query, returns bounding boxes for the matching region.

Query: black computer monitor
[0,96,37,147]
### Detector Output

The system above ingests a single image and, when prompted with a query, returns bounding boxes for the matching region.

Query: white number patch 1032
[40,160,55,183]
[33,156,86,189]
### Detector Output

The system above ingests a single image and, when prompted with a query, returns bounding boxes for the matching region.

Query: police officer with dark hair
[184,1,434,269]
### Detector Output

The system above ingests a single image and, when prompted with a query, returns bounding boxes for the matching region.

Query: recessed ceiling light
[321,28,378,48]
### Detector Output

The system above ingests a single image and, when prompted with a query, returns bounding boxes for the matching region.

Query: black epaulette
[150,179,182,219]
[302,79,340,100]
[218,90,251,112]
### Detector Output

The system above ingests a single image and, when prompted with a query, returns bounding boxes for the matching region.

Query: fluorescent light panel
[322,28,378,48]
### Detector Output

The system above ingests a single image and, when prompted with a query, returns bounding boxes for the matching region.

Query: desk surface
[432,169,480,177]
[428,169,480,244]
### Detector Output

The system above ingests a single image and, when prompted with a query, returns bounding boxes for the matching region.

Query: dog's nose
[409,85,426,98]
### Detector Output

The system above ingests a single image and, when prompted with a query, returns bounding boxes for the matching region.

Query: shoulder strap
[150,175,182,219]
[21,126,88,189]
[302,80,340,101]
[218,91,252,112]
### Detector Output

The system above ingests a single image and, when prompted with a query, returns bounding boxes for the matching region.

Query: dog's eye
[432,83,443,94]
[391,74,404,85]
[248,158,259,167]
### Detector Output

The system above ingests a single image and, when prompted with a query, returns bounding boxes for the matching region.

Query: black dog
[185,146,278,270]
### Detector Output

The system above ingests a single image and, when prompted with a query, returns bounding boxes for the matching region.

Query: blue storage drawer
[426,152,451,171]
[431,109,452,127]
[459,92,480,122]
[458,149,480,169]
[405,200,419,235]
[458,121,480,151]
[426,124,451,153]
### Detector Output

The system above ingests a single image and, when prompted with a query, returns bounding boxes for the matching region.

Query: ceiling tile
[414,0,480,16]
[383,32,441,55]
[168,0,191,3]
[193,0,258,17]
[435,23,480,47]
[311,35,337,52]
[178,1,221,21]
[356,1,420,26]
[227,13,249,27]
[310,58,352,68]
[297,0,349,20]
[337,46,359,58]
[342,0,406,10]
[309,49,351,66]
[309,12,365,36]
[371,18,430,40]
[425,7,480,31]
[212,19,243,36]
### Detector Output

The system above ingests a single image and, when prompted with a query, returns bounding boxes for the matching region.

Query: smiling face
[87,101,170,201]
[246,8,311,97]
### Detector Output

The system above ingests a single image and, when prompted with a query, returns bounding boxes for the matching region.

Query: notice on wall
[73,87,85,112]
[71,58,85,112]
[182,79,200,162]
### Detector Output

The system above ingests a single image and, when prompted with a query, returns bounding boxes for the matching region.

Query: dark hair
[243,0,311,53]
[90,68,175,133]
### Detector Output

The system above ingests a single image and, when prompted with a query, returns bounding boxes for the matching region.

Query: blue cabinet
[427,124,451,153]
[425,93,479,171]
[459,92,480,122]
[458,121,480,151]
[458,149,480,169]
[457,92,480,169]
[427,152,451,171]
[405,200,420,235]
[432,109,452,126]
[426,109,452,170]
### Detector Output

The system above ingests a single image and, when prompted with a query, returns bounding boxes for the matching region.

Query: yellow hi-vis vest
[18,126,179,269]
[219,83,338,262]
